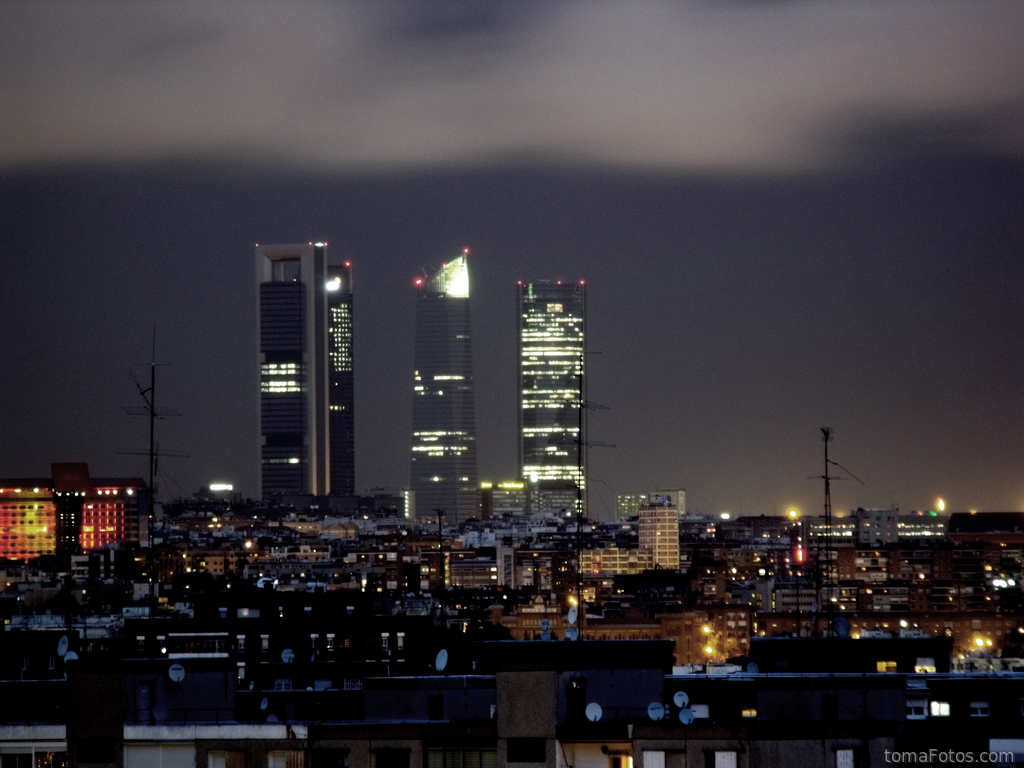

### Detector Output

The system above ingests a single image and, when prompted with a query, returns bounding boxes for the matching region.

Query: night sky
[1,2,1021,518]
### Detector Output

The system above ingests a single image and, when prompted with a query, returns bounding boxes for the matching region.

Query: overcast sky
[1,1,1021,517]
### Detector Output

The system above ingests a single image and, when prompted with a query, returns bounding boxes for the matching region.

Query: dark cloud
[2,1,1022,171]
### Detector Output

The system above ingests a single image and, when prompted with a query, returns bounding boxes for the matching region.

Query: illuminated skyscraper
[517,281,586,501]
[410,252,478,523]
[327,261,355,497]
[256,243,354,498]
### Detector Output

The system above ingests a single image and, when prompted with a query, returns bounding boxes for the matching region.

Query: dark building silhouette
[256,243,354,498]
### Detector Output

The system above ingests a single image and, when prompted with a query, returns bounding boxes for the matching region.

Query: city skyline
[0,2,1021,517]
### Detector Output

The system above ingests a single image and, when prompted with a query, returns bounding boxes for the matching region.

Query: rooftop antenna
[435,508,446,628]
[811,428,864,638]
[122,325,186,546]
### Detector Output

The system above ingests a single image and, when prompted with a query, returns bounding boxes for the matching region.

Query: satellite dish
[540,631,551,641]
[810,602,819,614]
[647,702,666,721]
[153,704,167,722]
[257,577,276,590]
[435,648,448,672]
[266,714,279,723]
[281,648,295,663]
[673,691,689,708]
[679,708,695,725]
[63,651,79,663]
[260,698,269,711]
[57,635,69,658]
[565,627,580,641]
[746,663,759,674]
[167,663,186,683]
[540,619,551,631]
[834,616,851,639]
[585,702,603,722]
[567,606,579,626]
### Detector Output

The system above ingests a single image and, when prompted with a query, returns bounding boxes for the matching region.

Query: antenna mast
[821,427,834,637]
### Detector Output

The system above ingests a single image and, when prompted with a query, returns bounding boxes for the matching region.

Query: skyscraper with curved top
[410,251,478,523]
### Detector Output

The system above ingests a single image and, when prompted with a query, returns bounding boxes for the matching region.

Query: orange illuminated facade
[0,464,144,560]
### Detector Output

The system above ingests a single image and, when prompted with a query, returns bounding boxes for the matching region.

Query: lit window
[930,701,950,717]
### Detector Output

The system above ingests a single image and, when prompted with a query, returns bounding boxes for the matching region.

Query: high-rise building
[327,261,355,497]
[410,252,478,524]
[256,243,354,498]
[517,280,586,503]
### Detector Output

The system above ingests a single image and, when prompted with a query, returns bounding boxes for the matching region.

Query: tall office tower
[327,261,355,497]
[517,280,587,506]
[410,252,478,524]
[257,242,354,498]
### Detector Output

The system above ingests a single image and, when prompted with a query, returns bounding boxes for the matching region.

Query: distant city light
[719,512,730,520]
[325,277,341,291]
[209,483,233,492]
[936,497,945,512]
[787,508,799,519]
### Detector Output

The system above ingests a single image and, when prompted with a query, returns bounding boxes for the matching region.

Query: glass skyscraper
[256,243,354,498]
[410,252,478,524]
[327,261,355,497]
[517,280,587,500]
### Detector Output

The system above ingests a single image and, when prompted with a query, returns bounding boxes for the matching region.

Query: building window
[969,701,990,717]
[261,634,270,652]
[506,739,546,763]
[691,703,710,718]
[373,750,409,768]
[930,701,950,717]
[381,632,389,651]
[425,749,495,768]
[609,757,632,768]
[876,661,897,673]
[236,635,245,652]
[741,708,757,718]
[268,752,305,768]
[327,633,335,651]
[310,751,348,768]
[713,753,737,768]
[209,752,245,768]
[396,631,405,651]
[906,699,927,719]
[836,749,855,768]
[642,753,664,768]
